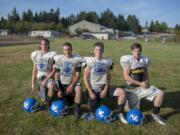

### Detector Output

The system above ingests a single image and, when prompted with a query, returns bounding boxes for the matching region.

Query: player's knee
[48,85,55,96]
[75,86,82,95]
[116,87,126,98]
[159,90,164,97]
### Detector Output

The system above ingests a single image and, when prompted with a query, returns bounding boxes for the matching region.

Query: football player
[31,38,57,106]
[47,42,83,119]
[120,43,166,125]
[83,42,128,124]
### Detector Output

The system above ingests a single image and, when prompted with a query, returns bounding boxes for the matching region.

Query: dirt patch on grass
[0,52,29,64]
[0,40,38,47]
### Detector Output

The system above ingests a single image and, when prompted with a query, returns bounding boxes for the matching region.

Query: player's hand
[89,91,96,100]
[100,89,108,98]
[57,90,63,98]
[140,81,149,89]
[145,80,150,88]
[66,84,73,94]
[32,83,35,91]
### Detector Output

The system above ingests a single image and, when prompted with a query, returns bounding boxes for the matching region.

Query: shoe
[81,112,95,121]
[119,113,128,124]
[151,114,166,125]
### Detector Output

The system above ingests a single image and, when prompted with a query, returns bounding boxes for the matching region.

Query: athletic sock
[153,106,161,115]
[118,104,125,113]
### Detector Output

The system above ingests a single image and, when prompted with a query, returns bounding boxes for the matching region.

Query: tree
[126,15,141,34]
[56,23,63,31]
[86,12,99,23]
[160,22,168,32]
[8,7,20,23]
[117,14,128,31]
[54,8,60,24]
[175,24,180,33]
[15,21,25,32]
[34,12,39,22]
[149,21,155,32]
[99,9,118,29]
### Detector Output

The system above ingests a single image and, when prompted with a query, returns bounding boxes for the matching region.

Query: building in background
[29,30,60,38]
[0,29,10,35]
[69,20,118,40]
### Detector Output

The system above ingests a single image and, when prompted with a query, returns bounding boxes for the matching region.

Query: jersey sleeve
[53,55,60,70]
[120,55,131,69]
[50,51,57,58]
[144,56,150,67]
[75,55,83,72]
[31,51,37,63]
[83,57,93,68]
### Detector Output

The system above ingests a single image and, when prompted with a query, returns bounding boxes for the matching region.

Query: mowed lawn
[0,39,180,135]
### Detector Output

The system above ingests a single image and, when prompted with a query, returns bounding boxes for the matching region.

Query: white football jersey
[31,50,57,78]
[54,54,83,85]
[120,55,150,85]
[84,57,113,87]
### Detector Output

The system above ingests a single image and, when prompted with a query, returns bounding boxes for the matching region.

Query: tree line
[0,7,176,34]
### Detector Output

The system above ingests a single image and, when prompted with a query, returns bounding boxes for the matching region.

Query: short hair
[131,43,142,51]
[39,38,50,50]
[62,42,72,49]
[94,42,104,50]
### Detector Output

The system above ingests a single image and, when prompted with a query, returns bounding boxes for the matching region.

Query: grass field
[0,39,180,135]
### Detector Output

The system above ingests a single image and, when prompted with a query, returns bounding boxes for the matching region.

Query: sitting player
[120,43,166,125]
[48,42,83,119]
[83,42,127,124]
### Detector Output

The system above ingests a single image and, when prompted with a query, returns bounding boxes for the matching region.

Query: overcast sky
[0,0,180,27]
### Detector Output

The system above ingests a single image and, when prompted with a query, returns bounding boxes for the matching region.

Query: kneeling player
[31,38,57,106]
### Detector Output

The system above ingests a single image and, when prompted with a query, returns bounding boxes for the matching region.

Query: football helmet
[23,98,39,113]
[95,105,111,122]
[49,100,66,117]
[126,109,144,125]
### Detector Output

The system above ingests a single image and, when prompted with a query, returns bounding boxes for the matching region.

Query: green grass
[0,39,180,135]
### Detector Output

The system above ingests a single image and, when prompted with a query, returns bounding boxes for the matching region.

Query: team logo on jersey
[37,59,48,71]
[93,62,107,76]
[61,62,73,76]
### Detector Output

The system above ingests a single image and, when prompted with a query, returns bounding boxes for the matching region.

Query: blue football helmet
[95,105,111,122]
[126,109,144,125]
[23,98,39,113]
[49,100,66,117]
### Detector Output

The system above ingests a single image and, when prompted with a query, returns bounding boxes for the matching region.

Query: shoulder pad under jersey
[120,55,132,68]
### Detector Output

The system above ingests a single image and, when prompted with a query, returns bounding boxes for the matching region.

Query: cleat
[152,114,166,125]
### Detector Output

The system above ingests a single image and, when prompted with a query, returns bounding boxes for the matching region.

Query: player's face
[132,48,141,59]
[40,40,49,52]
[94,46,103,59]
[63,46,72,57]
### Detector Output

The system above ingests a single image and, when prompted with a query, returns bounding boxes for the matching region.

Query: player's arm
[123,67,148,88]
[32,62,37,91]
[144,68,149,81]
[66,66,81,94]
[100,69,110,98]
[41,64,56,87]
[70,69,81,86]
[83,66,96,99]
